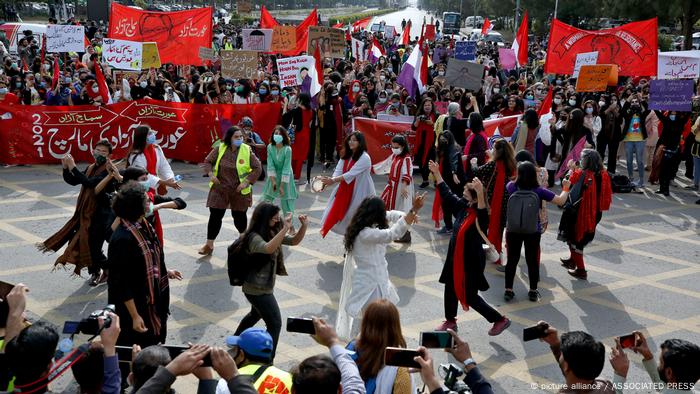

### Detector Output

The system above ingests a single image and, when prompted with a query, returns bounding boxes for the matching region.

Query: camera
[439,363,472,393]
[62,305,116,336]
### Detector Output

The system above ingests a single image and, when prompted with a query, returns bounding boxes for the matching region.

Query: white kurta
[127,144,175,186]
[320,152,376,236]
[336,211,408,339]
[373,153,414,213]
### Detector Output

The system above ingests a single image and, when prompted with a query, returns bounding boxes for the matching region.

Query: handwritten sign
[657,50,700,80]
[572,51,598,77]
[46,25,85,52]
[271,25,296,53]
[141,42,161,69]
[575,64,617,92]
[307,26,345,58]
[103,38,142,71]
[445,59,483,91]
[351,38,366,62]
[199,47,217,62]
[243,28,273,51]
[221,50,258,79]
[455,41,476,61]
[649,79,693,111]
[276,55,315,88]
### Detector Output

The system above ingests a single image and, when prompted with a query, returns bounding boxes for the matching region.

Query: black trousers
[88,213,109,275]
[441,196,454,229]
[235,292,281,361]
[659,150,681,192]
[444,280,503,323]
[207,208,247,239]
[319,126,336,163]
[505,232,541,290]
[597,133,620,174]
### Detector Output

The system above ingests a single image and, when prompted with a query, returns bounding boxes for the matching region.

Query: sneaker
[435,319,458,331]
[504,290,514,301]
[488,317,511,336]
[419,181,430,189]
[528,290,541,302]
[88,272,101,287]
[436,226,453,235]
[655,189,670,196]
[684,185,699,190]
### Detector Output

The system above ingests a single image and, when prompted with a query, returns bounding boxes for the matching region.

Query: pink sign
[499,48,516,70]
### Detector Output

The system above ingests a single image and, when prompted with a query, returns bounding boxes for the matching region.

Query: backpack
[506,189,540,234]
[611,174,633,193]
[227,235,250,286]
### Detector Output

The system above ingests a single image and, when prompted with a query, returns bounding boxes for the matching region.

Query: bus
[442,12,461,35]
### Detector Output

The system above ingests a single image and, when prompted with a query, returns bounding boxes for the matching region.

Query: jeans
[625,140,646,186]
[504,232,541,291]
[235,293,282,361]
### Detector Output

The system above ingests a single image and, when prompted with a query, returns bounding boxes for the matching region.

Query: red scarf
[321,159,356,237]
[486,161,506,248]
[573,169,612,242]
[431,162,444,227]
[142,145,164,244]
[462,131,487,172]
[453,207,478,310]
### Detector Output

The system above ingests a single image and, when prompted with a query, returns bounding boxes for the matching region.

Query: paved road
[0,161,698,392]
[371,6,441,40]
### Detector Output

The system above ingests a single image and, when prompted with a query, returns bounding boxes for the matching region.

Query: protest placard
[242,29,273,51]
[307,26,345,58]
[221,50,258,79]
[455,41,476,61]
[498,48,516,70]
[103,38,142,71]
[237,0,252,13]
[276,56,315,88]
[384,26,396,39]
[112,70,141,85]
[271,26,297,53]
[351,38,366,62]
[648,79,693,111]
[199,47,217,61]
[657,50,700,80]
[46,25,85,52]
[572,51,598,77]
[424,24,436,41]
[575,65,617,92]
[445,59,483,91]
[141,42,161,69]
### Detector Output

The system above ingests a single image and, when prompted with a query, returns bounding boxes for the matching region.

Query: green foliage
[658,34,674,51]
[134,0,148,10]
[327,9,394,26]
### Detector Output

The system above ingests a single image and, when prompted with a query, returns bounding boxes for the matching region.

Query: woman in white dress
[335,194,425,339]
[319,132,376,237]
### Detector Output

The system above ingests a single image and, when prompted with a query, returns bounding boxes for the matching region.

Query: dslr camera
[440,363,472,394]
[62,304,116,336]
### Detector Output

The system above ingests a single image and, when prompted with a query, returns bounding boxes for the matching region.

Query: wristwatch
[463,358,477,369]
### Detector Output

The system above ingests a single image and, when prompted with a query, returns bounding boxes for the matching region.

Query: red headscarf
[348,79,361,103]
[571,169,612,242]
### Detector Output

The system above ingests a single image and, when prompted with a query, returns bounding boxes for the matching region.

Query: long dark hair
[127,125,151,165]
[515,161,539,190]
[244,202,282,242]
[391,135,410,156]
[341,132,367,161]
[490,138,517,176]
[523,108,539,129]
[438,130,459,157]
[344,197,388,252]
[270,125,290,146]
[468,112,484,133]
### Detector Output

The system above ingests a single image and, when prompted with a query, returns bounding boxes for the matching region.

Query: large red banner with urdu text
[0,100,281,165]
[108,3,213,65]
[545,18,657,77]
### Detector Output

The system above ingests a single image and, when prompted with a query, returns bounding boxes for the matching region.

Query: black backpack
[506,189,540,234]
[227,235,250,286]
[611,174,634,193]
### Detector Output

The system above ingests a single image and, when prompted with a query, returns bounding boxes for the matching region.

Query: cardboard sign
[242,29,273,51]
[112,70,141,84]
[445,59,483,91]
[351,38,366,62]
[220,50,258,79]
[103,38,142,71]
[271,25,297,53]
[657,50,700,80]
[46,25,85,52]
[498,48,516,70]
[424,24,436,41]
[575,64,617,92]
[276,55,315,88]
[572,51,599,77]
[384,25,396,39]
[455,41,476,61]
[141,42,161,69]
[648,79,693,111]
[199,47,217,61]
[307,26,345,58]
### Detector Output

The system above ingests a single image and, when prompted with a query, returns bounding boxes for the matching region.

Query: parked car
[465,15,484,28]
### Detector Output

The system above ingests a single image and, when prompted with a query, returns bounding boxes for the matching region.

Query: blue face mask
[669,115,676,121]
[0,88,7,95]
[273,134,283,144]
[146,133,156,145]
[259,89,267,95]
[232,139,243,147]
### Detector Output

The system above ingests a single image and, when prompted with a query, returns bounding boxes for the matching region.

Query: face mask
[146,133,156,145]
[598,101,606,107]
[391,148,402,156]
[15,82,22,88]
[140,81,147,88]
[232,139,243,147]
[259,88,267,95]
[39,81,46,88]
[386,88,393,94]
[525,94,534,100]
[568,99,577,106]
[273,134,283,144]
[438,71,445,76]
[553,98,562,105]
[10,63,17,70]
[585,107,593,114]
[44,63,51,71]
[271,90,279,96]
[669,114,676,121]
[65,77,72,84]
[352,86,360,93]
[139,177,158,191]
[379,97,387,103]
[556,79,562,85]
[93,152,107,165]
[332,91,338,97]
[92,85,99,93]
[493,88,500,94]
[226,84,232,90]
[0,88,7,95]
[235,86,243,93]
[164,86,172,92]
[380,75,386,81]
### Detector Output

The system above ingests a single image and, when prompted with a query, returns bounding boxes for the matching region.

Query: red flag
[94,63,111,104]
[352,16,371,33]
[481,18,493,36]
[418,38,429,89]
[312,43,323,97]
[277,8,318,56]
[40,38,46,66]
[545,18,657,76]
[424,24,436,41]
[512,11,528,66]
[538,88,553,117]
[52,57,60,89]
[401,20,411,46]
[332,22,344,29]
[108,3,212,65]
[260,5,278,28]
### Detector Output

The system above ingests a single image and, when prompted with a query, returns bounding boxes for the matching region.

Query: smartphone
[619,333,636,349]
[420,331,454,349]
[384,347,421,369]
[523,323,549,342]
[286,317,315,334]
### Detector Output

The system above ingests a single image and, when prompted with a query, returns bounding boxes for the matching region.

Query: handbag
[287,120,296,145]
[475,219,500,264]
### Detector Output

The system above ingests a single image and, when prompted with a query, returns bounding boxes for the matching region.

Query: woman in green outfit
[262,126,299,232]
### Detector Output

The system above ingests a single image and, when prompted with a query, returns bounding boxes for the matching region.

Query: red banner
[545,18,657,77]
[108,3,213,65]
[0,100,281,165]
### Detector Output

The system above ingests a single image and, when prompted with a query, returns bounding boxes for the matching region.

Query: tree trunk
[682,0,693,50]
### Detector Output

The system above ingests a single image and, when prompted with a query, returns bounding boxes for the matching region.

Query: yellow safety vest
[210,143,252,195]
[238,364,293,393]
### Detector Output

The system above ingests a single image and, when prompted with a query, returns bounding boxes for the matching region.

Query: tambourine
[310,176,327,193]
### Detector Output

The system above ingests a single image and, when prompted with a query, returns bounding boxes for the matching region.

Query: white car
[465,16,484,28]
[465,29,505,47]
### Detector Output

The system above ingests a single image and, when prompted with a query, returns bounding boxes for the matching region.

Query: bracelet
[563,187,570,192]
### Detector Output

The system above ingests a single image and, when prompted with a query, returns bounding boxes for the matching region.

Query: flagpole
[554,0,559,19]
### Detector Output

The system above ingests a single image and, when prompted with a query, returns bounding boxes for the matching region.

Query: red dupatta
[431,162,444,227]
[462,131,487,172]
[453,207,478,310]
[321,159,356,237]
[142,145,164,244]
[572,169,612,242]
[486,161,506,247]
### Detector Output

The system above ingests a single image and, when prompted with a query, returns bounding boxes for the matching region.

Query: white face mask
[493,88,500,94]
[91,85,99,93]
[568,99,577,106]
[378,97,387,103]
[438,71,445,76]
[140,81,147,88]
[598,101,605,107]
[391,147,402,156]
[553,98,562,105]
